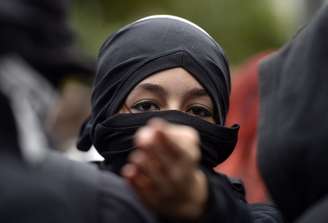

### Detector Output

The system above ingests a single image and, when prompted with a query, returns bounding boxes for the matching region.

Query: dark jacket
[0,152,156,223]
[0,81,156,223]
[201,169,283,223]
[258,4,328,223]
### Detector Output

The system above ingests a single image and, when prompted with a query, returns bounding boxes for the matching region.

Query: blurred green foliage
[71,0,291,65]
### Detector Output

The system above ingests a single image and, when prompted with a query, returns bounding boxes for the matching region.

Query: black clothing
[0,154,72,223]
[0,88,21,157]
[88,111,239,173]
[295,196,328,223]
[0,152,156,223]
[202,169,283,223]
[258,5,328,222]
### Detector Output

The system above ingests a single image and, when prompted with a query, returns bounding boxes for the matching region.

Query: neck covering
[258,5,328,222]
[78,15,238,171]
[0,0,94,87]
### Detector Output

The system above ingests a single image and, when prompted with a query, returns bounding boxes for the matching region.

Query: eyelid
[130,99,162,112]
[132,98,161,106]
[186,103,213,113]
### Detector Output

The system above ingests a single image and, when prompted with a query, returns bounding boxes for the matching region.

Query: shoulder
[41,152,156,223]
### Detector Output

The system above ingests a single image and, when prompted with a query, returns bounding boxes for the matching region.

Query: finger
[128,150,169,187]
[147,118,200,163]
[136,118,200,162]
[121,163,137,180]
[128,150,189,201]
[134,126,175,171]
[122,164,164,209]
[134,122,199,188]
[134,130,196,194]
[122,163,156,192]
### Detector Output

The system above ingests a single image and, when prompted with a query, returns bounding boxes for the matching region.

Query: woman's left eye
[186,106,213,118]
[130,100,160,113]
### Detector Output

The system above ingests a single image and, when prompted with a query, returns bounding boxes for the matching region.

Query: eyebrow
[183,88,209,101]
[137,83,168,98]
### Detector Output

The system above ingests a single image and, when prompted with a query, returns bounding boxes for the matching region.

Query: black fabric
[40,152,156,223]
[295,196,328,223]
[0,154,73,223]
[78,16,236,167]
[0,91,21,157]
[200,169,283,223]
[0,0,94,87]
[92,110,239,172]
[258,5,328,222]
[0,151,157,223]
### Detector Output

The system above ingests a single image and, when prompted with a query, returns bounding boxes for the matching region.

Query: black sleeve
[200,169,284,223]
[99,171,158,223]
[295,196,328,223]
[249,204,284,223]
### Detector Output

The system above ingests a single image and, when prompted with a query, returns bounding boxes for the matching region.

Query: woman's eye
[131,101,160,113]
[187,106,213,118]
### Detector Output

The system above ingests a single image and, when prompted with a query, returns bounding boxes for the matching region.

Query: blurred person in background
[0,90,157,223]
[216,52,271,203]
[78,15,283,223]
[0,1,160,223]
[0,0,161,223]
[0,0,95,162]
[258,4,328,223]
[0,91,71,223]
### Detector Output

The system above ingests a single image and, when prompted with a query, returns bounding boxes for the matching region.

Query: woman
[78,15,282,222]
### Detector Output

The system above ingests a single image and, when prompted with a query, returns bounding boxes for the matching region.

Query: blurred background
[71,0,326,67]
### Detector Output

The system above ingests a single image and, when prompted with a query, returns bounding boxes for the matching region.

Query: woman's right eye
[131,100,160,113]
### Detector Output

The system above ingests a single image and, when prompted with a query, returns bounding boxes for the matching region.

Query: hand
[122,118,208,220]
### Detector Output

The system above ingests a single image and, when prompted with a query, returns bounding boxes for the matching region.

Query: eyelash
[130,100,213,118]
[130,100,160,113]
[186,104,213,118]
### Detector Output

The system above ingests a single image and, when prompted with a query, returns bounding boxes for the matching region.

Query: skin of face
[120,67,215,123]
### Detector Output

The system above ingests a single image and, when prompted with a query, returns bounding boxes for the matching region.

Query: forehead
[137,67,204,91]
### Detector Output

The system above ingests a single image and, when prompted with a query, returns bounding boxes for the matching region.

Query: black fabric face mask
[93,110,239,173]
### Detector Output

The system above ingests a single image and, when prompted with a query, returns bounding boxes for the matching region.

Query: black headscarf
[258,5,328,222]
[78,16,239,172]
[0,0,94,87]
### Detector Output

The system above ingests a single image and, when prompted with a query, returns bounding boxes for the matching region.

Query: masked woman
[78,15,282,222]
